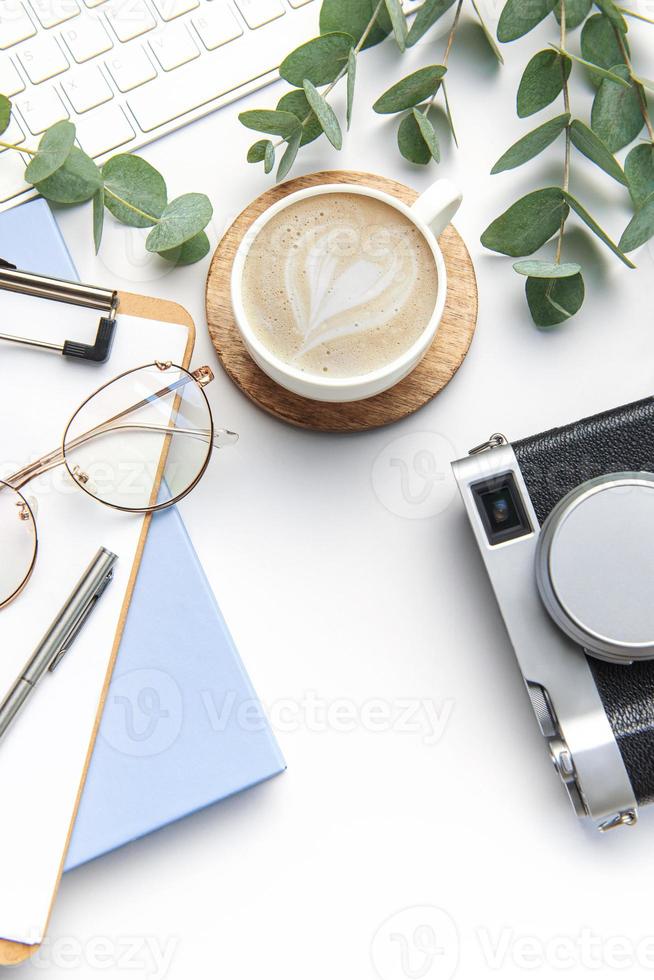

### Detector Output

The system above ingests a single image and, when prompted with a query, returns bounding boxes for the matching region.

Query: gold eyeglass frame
[1,360,226,609]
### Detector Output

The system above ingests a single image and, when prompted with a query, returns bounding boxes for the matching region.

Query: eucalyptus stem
[443,0,463,66]
[104,187,158,223]
[613,27,654,143]
[617,6,654,26]
[555,0,571,265]
[0,141,35,155]
[423,0,463,119]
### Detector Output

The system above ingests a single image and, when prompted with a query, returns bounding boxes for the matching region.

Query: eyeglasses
[1,360,237,608]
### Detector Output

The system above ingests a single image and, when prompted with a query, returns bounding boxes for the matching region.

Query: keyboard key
[62,16,112,60]
[149,23,199,71]
[62,64,112,111]
[287,0,314,6]
[74,101,134,155]
[151,0,199,21]
[106,44,156,91]
[104,0,156,42]
[0,55,25,96]
[16,86,68,133]
[192,5,242,50]
[28,0,80,27]
[0,4,36,48]
[128,33,286,130]
[18,35,69,84]
[234,0,284,28]
[0,150,31,202]
[0,117,26,151]
[83,0,107,5]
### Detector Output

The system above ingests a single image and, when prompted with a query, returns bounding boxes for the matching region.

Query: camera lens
[472,474,532,545]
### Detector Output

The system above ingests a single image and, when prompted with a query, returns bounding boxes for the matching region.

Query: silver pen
[0,547,118,741]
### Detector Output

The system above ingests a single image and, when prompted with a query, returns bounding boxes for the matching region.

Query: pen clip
[48,568,115,672]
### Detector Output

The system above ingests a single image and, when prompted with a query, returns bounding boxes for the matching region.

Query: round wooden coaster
[206,170,478,432]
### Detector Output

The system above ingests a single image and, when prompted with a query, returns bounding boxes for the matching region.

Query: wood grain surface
[206,170,478,432]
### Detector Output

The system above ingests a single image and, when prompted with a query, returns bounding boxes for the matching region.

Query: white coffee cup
[230,179,463,403]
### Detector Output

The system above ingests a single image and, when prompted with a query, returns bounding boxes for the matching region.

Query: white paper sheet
[0,291,189,945]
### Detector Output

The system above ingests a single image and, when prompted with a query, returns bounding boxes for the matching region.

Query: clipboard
[0,271,195,965]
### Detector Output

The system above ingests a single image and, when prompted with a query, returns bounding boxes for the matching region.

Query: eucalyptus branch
[0,99,212,265]
[271,0,385,152]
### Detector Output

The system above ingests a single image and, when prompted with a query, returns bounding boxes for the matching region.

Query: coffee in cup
[241,192,439,379]
[231,180,463,403]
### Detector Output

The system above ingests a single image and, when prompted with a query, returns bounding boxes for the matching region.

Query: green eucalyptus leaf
[636,77,654,95]
[280,32,354,87]
[384,0,408,51]
[593,0,627,33]
[303,80,342,149]
[102,154,167,228]
[158,230,211,266]
[320,0,392,50]
[554,0,592,29]
[470,0,504,63]
[481,188,568,256]
[442,80,458,146]
[397,110,431,165]
[625,143,654,208]
[407,0,456,47]
[562,190,635,266]
[34,147,102,204]
[277,129,302,182]
[239,109,302,138]
[619,192,654,252]
[0,95,11,136]
[569,119,627,185]
[497,0,557,42]
[145,192,212,253]
[580,14,628,86]
[346,48,356,130]
[277,90,322,145]
[414,109,440,162]
[247,139,270,163]
[25,120,75,183]
[92,188,104,254]
[591,64,644,151]
[514,259,582,278]
[264,140,275,174]
[374,65,446,114]
[526,273,585,326]
[491,114,570,175]
[517,50,571,118]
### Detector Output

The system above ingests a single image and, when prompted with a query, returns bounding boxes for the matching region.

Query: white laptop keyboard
[0,0,422,210]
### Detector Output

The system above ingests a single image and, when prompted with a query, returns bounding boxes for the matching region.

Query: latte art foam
[241,193,439,378]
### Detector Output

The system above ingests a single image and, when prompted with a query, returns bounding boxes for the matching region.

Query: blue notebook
[0,200,285,870]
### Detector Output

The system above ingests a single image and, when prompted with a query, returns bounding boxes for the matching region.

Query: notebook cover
[0,200,285,871]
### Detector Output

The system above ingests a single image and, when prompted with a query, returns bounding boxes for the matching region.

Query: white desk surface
[19,7,654,978]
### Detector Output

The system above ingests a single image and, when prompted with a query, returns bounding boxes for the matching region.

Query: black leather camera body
[453,397,654,832]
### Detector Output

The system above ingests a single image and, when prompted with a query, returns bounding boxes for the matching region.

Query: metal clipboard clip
[0,258,118,364]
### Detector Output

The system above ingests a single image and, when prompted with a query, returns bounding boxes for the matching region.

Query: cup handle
[410,178,463,239]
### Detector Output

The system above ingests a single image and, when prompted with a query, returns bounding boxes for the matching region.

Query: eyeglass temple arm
[6,370,228,492]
